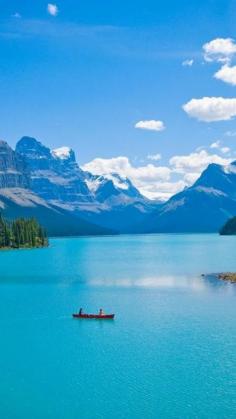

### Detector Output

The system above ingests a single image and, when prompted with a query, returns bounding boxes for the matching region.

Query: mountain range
[1,135,236,235]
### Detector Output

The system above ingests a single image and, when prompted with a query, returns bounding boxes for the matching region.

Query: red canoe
[73,313,115,319]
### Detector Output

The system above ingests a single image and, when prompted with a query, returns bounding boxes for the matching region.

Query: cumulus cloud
[135,120,165,132]
[210,140,220,149]
[183,172,200,184]
[82,149,234,201]
[221,146,230,154]
[170,149,231,174]
[82,156,171,200]
[183,97,236,122]
[147,153,162,161]
[203,38,236,63]
[47,3,59,16]
[210,141,230,154]
[182,59,194,67]
[142,180,186,201]
[214,64,236,85]
[82,156,170,182]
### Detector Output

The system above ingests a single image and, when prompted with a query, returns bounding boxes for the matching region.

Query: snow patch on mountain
[195,186,227,196]
[85,173,136,196]
[52,147,73,160]
[224,162,236,174]
[0,188,51,208]
[105,173,129,190]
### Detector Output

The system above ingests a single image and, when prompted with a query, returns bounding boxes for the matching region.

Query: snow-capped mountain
[84,172,145,204]
[16,137,94,208]
[15,136,157,232]
[2,135,236,234]
[0,139,112,236]
[82,171,157,231]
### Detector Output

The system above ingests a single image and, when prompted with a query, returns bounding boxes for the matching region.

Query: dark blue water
[1,234,236,418]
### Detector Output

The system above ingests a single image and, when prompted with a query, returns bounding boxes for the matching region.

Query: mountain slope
[82,172,158,231]
[16,136,94,208]
[141,162,236,233]
[15,137,158,232]
[0,140,113,236]
[0,140,30,188]
[0,188,113,236]
[219,216,236,235]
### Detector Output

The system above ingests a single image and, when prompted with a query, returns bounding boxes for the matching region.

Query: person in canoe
[99,308,105,316]
[79,308,83,315]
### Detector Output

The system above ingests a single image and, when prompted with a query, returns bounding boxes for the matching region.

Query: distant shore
[217,273,236,283]
[203,272,236,283]
[0,244,48,251]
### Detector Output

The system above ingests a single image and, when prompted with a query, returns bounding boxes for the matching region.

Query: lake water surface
[1,234,236,419]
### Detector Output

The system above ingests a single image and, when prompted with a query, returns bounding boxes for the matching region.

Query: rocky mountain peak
[16,136,51,159]
[15,136,93,204]
[0,140,30,188]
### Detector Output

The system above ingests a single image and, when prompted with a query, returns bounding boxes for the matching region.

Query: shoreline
[0,244,49,251]
[203,272,236,283]
[217,273,236,283]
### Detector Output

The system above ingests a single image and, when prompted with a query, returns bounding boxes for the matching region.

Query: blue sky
[1,1,236,199]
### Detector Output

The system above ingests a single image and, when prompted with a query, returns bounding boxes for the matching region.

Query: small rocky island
[217,273,236,283]
[0,215,48,249]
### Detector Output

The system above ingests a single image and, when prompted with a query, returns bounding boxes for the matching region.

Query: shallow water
[1,234,236,418]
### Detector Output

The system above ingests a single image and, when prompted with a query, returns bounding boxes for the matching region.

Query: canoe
[73,313,115,319]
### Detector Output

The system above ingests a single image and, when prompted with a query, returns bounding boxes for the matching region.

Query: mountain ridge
[1,135,236,234]
[15,136,157,232]
[139,160,236,233]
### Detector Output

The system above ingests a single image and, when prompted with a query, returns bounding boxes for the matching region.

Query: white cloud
[135,120,165,132]
[170,149,231,174]
[47,4,59,16]
[214,64,236,85]
[82,149,234,201]
[203,38,236,63]
[82,156,171,200]
[221,146,230,154]
[183,172,200,184]
[141,180,186,201]
[147,153,162,161]
[210,140,220,149]
[182,59,194,67]
[183,97,236,122]
[210,141,230,154]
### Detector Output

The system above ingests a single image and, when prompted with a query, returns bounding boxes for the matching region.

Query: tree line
[0,215,48,249]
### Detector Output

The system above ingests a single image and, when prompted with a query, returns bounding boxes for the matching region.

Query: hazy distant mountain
[141,162,236,233]
[81,172,158,232]
[85,172,144,203]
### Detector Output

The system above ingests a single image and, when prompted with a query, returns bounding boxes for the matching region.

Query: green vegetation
[219,216,236,235]
[0,215,48,249]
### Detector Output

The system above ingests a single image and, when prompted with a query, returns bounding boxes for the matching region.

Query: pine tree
[0,214,48,249]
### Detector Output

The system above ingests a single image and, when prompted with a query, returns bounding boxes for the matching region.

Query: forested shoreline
[0,215,48,249]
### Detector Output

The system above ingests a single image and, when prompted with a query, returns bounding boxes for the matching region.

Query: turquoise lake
[1,234,236,419]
